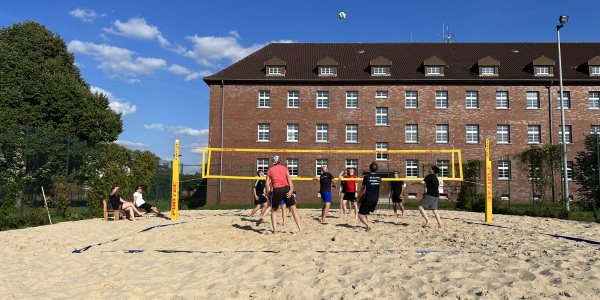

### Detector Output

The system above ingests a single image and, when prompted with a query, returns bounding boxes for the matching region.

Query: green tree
[573,134,600,220]
[515,144,563,207]
[0,21,122,143]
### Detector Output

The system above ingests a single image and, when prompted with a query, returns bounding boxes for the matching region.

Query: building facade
[203,43,600,205]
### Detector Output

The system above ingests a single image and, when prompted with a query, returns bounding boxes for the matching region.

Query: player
[319,165,339,223]
[413,166,442,228]
[250,171,269,218]
[342,167,359,219]
[357,162,381,232]
[388,171,406,217]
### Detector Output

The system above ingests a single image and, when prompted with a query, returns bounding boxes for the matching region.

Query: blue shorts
[280,199,286,205]
[321,191,332,203]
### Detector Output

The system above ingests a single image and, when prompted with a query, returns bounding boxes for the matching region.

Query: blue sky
[1,0,598,173]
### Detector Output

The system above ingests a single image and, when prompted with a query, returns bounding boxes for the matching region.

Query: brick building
[203,43,600,205]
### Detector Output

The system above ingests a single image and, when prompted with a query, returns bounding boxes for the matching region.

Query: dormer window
[424,56,446,76]
[427,66,441,74]
[532,56,554,76]
[373,66,388,74]
[264,56,286,76]
[268,66,282,75]
[481,67,495,74]
[588,56,600,76]
[592,66,600,75]
[536,66,550,75]
[317,57,338,76]
[477,56,500,76]
[370,57,392,76]
[321,66,334,75]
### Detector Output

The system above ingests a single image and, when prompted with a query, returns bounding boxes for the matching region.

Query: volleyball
[339,12,346,20]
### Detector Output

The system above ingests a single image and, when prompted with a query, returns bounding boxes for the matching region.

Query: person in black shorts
[412,166,442,228]
[134,186,165,218]
[109,186,144,221]
[343,167,359,219]
[357,162,381,232]
[250,170,269,217]
[388,171,406,217]
[263,155,304,234]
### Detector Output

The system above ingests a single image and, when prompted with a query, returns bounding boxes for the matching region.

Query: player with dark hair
[250,170,269,218]
[319,165,339,223]
[357,162,381,232]
[413,166,442,228]
[388,171,406,217]
[342,167,359,219]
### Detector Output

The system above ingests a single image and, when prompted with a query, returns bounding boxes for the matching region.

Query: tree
[515,144,563,206]
[573,134,600,220]
[0,21,122,143]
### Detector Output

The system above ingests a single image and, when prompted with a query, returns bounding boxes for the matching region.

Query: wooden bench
[103,199,126,221]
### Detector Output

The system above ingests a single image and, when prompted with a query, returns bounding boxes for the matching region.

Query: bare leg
[352,202,359,219]
[250,205,260,217]
[151,206,165,217]
[260,203,269,218]
[288,205,304,234]
[418,206,431,227]
[432,209,442,228]
[270,207,278,234]
[399,202,405,217]
[341,200,348,218]
[393,202,398,217]
[123,202,144,217]
[282,205,287,226]
[258,204,271,224]
[125,207,136,221]
[358,214,372,231]
[321,202,331,223]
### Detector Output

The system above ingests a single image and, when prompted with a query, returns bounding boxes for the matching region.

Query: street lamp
[557,15,569,211]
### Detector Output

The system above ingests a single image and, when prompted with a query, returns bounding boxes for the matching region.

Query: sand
[0,208,599,299]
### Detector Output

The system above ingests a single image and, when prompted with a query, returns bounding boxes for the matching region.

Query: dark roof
[204,43,600,84]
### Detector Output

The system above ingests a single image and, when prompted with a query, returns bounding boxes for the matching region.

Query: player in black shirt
[412,166,442,228]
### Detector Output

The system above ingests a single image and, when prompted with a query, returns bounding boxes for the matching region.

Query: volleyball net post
[485,139,493,223]
[171,139,180,221]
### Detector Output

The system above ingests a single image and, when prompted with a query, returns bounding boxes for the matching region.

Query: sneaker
[146,214,150,219]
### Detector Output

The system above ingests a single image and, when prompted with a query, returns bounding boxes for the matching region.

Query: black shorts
[254,194,267,205]
[359,201,377,215]
[391,194,403,203]
[138,203,154,212]
[343,192,357,202]
[271,186,296,210]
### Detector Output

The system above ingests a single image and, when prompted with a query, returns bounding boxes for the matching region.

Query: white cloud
[127,78,141,84]
[90,86,137,116]
[69,8,105,22]
[104,17,170,47]
[68,40,167,77]
[114,140,148,148]
[167,126,209,137]
[185,70,212,81]
[144,123,164,131]
[168,64,191,75]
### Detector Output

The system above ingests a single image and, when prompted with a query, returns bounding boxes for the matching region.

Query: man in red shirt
[262,155,304,234]
[342,167,359,219]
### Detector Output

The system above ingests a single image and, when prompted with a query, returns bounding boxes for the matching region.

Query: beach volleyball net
[201,147,463,181]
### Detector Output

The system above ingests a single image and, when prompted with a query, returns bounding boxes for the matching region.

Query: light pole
[557,15,569,211]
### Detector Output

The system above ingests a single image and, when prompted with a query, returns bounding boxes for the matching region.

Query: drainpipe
[547,81,556,202]
[219,79,224,208]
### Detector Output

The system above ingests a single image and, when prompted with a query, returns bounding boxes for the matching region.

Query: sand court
[1,209,599,299]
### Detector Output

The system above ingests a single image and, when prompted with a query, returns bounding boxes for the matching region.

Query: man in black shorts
[342,167,359,219]
[250,170,269,217]
[388,171,406,217]
[413,166,442,228]
[263,155,304,234]
[357,162,381,232]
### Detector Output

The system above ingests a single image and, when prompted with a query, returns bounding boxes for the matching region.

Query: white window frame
[557,91,570,109]
[561,161,573,181]
[376,107,388,125]
[466,91,479,108]
[497,125,510,144]
[316,159,328,177]
[287,91,299,108]
[287,158,298,177]
[589,92,600,109]
[257,158,269,173]
[268,66,282,75]
[376,91,388,98]
[427,66,441,75]
[406,91,418,108]
[592,125,600,134]
[405,125,418,143]
[536,66,550,74]
[346,91,358,108]
[558,125,572,144]
[496,91,508,109]
[317,91,329,108]
[437,160,450,178]
[321,66,334,75]
[287,124,299,142]
[436,91,448,108]
[592,66,600,75]
[258,124,270,142]
[528,125,541,144]
[436,124,448,143]
[346,124,358,143]
[346,159,358,171]
[258,91,270,108]
[498,161,510,180]
[481,66,495,75]
[316,124,328,142]
[527,91,540,109]
[466,125,479,143]
[373,66,387,74]
[406,160,418,178]
[376,142,388,161]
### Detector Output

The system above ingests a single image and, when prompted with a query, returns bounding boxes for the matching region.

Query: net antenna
[438,23,454,43]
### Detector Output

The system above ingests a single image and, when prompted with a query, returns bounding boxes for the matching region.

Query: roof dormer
[532,56,555,76]
[424,56,446,76]
[369,56,392,76]
[588,56,600,76]
[317,57,338,76]
[478,56,500,76]
[264,57,286,76]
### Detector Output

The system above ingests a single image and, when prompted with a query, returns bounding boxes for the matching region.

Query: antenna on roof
[438,23,454,43]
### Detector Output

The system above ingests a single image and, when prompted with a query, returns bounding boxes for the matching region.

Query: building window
[405,125,418,143]
[346,91,358,108]
[321,66,334,75]
[466,91,479,108]
[592,66,600,75]
[376,142,388,161]
[376,107,388,125]
[373,66,387,74]
[346,124,358,142]
[346,159,358,171]
[316,124,328,142]
[317,91,329,108]
[527,91,540,109]
[592,125,600,134]
[406,91,418,108]
[481,66,495,75]
[258,91,270,108]
[558,125,572,143]
[406,160,418,178]
[287,124,299,142]
[529,163,541,180]
[557,91,570,109]
[436,125,449,143]
[561,161,573,181]
[589,92,600,109]
[258,124,270,142]
[466,125,479,143]
[427,66,441,75]
[288,91,299,108]
[436,91,448,108]
[268,66,282,75]
[536,66,550,74]
[498,161,510,180]
[497,125,510,144]
[287,158,298,176]
[528,125,541,143]
[496,91,508,109]
[376,91,388,98]
[257,158,269,173]
[437,160,450,178]
[316,159,328,177]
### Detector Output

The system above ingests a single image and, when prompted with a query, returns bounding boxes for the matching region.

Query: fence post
[21,125,30,214]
